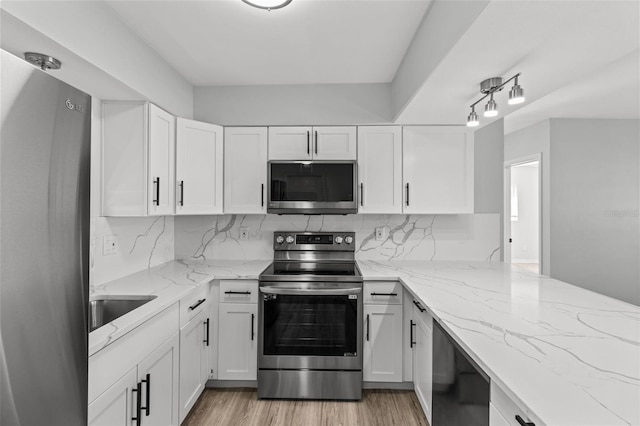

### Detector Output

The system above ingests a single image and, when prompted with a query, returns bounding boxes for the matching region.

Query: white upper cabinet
[224,127,268,214]
[268,127,312,160]
[102,101,175,216]
[176,118,223,215]
[357,126,403,214]
[268,126,356,160]
[402,126,474,214]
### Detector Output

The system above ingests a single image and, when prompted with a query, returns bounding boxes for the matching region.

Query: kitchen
[1,1,638,426]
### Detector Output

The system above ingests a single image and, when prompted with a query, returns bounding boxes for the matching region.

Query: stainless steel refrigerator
[1,50,91,425]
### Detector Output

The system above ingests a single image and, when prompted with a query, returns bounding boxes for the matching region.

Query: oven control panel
[274,232,355,251]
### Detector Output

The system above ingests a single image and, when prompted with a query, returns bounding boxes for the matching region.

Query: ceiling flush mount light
[466,73,524,126]
[241,0,292,11]
[24,52,61,71]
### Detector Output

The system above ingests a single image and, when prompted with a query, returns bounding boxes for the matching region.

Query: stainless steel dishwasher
[432,320,490,426]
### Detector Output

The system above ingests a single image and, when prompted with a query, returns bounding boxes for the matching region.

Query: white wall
[510,163,539,263]
[174,214,500,262]
[505,120,551,275]
[194,83,391,125]
[1,2,193,117]
[549,118,639,305]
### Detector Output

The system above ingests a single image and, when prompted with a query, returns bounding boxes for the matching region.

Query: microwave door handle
[260,286,361,296]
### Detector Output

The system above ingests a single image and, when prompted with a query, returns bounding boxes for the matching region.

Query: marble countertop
[89,258,639,425]
[359,260,640,426]
[88,259,271,356]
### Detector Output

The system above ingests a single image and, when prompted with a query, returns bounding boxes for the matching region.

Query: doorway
[504,155,541,274]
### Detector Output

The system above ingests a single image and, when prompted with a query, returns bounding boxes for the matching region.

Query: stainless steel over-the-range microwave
[267,160,357,214]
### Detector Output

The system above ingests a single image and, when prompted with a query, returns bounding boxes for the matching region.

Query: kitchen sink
[89,295,157,332]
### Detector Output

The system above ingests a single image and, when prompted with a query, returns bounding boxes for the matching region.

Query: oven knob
[276,235,285,244]
[286,235,295,244]
[345,236,353,245]
[335,236,343,244]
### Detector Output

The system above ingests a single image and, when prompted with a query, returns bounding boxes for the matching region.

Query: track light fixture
[466,73,524,127]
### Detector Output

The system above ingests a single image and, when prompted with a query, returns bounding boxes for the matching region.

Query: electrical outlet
[239,226,249,241]
[375,227,386,241]
[103,235,118,255]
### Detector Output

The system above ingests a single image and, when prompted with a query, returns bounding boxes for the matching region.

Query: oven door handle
[260,286,362,296]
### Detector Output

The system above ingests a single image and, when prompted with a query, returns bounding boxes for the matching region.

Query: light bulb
[467,110,479,127]
[484,96,498,117]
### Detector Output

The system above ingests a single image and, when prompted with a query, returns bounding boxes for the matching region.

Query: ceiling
[395,0,640,133]
[106,0,640,133]
[106,0,431,86]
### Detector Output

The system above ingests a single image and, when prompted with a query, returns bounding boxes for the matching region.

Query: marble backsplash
[90,216,175,287]
[174,214,501,262]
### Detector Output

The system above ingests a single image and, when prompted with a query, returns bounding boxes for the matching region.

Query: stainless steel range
[258,232,363,400]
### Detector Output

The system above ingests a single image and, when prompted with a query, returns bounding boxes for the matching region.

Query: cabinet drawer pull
[370,292,398,297]
[261,183,264,207]
[412,300,426,312]
[307,131,310,155]
[515,415,535,426]
[225,290,251,295]
[189,298,206,310]
[179,180,184,206]
[132,381,142,425]
[410,320,416,348]
[314,130,318,154]
[360,183,364,207]
[141,373,150,416]
[251,313,255,341]
[204,318,210,346]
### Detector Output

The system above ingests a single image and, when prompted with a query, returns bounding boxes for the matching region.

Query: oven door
[258,282,362,371]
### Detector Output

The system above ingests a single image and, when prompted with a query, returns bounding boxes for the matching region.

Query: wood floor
[183,388,429,426]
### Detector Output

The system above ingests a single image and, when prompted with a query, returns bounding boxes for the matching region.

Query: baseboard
[363,381,414,390]
[207,379,257,388]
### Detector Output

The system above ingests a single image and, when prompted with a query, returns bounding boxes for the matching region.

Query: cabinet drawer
[491,382,541,426]
[412,299,432,329]
[180,285,209,328]
[219,280,258,303]
[364,281,402,304]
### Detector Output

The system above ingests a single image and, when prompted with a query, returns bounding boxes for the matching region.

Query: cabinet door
[176,118,223,215]
[138,333,180,426]
[268,126,312,160]
[88,367,137,426]
[224,127,268,213]
[101,101,147,216]
[357,126,402,213]
[489,403,511,426]
[218,303,257,380]
[179,312,209,423]
[363,304,403,382]
[313,126,357,160]
[413,309,433,425]
[148,103,176,216]
[403,126,474,214]
[403,292,414,382]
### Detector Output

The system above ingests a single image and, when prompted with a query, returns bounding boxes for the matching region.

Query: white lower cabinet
[413,303,433,425]
[490,402,511,426]
[363,281,404,382]
[88,332,180,426]
[217,302,258,380]
[179,309,210,423]
[88,368,137,426]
